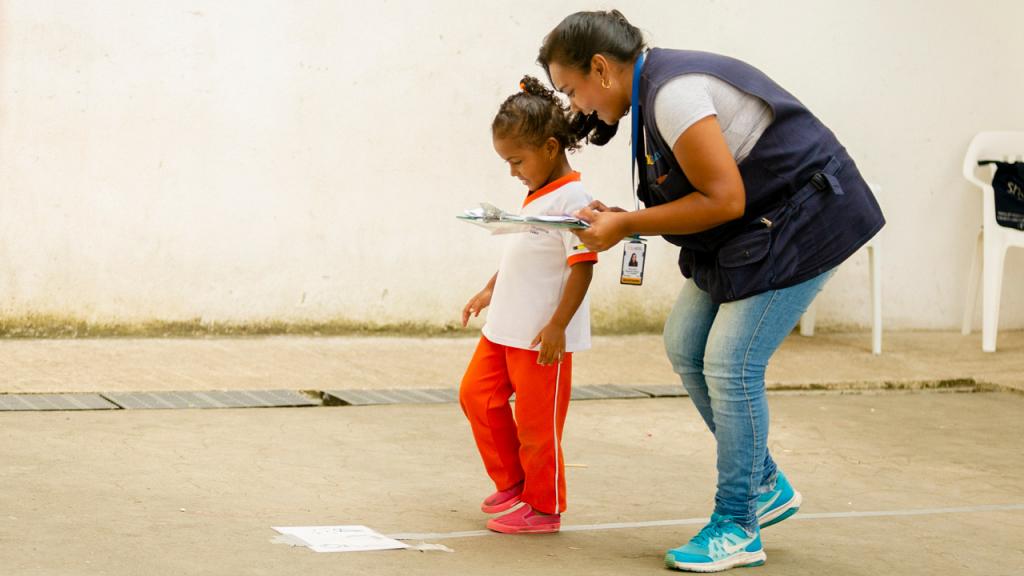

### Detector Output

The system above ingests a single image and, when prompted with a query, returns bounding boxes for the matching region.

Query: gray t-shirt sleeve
[652,75,717,152]
[653,73,773,164]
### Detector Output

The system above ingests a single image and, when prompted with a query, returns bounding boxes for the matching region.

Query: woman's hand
[573,201,632,252]
[583,199,627,214]
[531,322,566,365]
[461,288,493,327]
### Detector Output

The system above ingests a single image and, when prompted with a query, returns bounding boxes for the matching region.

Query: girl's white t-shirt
[483,172,597,353]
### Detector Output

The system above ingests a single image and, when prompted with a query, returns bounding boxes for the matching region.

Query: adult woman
[538,10,884,573]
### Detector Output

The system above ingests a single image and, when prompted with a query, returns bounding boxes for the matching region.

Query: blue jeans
[663,270,833,531]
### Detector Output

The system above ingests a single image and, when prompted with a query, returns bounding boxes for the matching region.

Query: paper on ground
[271,525,408,553]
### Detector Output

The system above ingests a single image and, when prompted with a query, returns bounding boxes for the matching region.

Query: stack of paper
[458,202,589,234]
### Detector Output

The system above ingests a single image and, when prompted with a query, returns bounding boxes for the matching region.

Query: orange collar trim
[523,171,582,207]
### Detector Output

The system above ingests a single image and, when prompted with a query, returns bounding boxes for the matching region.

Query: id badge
[620,240,646,286]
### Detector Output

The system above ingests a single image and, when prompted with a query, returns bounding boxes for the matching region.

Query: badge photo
[620,240,646,285]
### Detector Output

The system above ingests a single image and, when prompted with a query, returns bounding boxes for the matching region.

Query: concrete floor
[1,331,1022,575]
[2,391,1023,575]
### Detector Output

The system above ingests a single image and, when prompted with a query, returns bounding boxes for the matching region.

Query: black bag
[979,160,1024,230]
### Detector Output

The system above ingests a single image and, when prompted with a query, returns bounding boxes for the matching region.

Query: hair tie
[519,81,526,92]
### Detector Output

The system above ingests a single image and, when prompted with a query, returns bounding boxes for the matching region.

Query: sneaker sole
[486,521,560,535]
[759,490,802,528]
[481,495,522,514]
[665,551,767,572]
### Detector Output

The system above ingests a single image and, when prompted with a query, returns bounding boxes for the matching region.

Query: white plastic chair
[960,131,1024,352]
[799,183,883,355]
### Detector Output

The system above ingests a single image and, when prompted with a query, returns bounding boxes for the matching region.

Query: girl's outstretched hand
[573,202,631,252]
[531,323,566,365]
[461,288,493,327]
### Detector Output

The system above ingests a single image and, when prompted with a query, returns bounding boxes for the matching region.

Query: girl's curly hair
[492,75,582,152]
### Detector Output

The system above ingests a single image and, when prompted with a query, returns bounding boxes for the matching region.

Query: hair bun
[519,75,555,100]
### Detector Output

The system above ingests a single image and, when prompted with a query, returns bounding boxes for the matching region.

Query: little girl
[458,76,597,534]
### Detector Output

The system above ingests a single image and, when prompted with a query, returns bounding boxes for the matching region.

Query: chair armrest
[963,161,993,190]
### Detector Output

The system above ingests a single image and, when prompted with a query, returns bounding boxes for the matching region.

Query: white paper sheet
[271,525,408,553]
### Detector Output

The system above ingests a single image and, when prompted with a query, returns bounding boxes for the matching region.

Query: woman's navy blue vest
[636,48,885,303]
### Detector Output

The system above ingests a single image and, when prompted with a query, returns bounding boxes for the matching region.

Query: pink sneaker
[481,482,523,514]
[486,504,561,534]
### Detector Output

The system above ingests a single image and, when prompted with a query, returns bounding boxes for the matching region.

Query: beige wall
[1,1,1022,330]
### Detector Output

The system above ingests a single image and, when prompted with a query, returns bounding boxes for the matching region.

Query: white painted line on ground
[388,503,1024,541]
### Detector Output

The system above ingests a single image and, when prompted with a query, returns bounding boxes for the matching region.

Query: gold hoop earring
[601,78,611,89]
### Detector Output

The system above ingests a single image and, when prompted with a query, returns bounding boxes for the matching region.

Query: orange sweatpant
[459,336,573,515]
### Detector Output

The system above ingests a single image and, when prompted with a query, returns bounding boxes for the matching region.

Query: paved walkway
[0,330,1021,395]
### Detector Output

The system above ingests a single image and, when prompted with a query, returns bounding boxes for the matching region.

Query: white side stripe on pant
[552,359,561,514]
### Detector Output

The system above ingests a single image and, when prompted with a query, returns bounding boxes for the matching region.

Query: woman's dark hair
[537,9,645,75]
[492,75,581,153]
[537,10,645,147]
[569,111,618,146]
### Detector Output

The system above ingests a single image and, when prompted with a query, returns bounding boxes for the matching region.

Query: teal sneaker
[756,470,802,528]
[665,514,766,572]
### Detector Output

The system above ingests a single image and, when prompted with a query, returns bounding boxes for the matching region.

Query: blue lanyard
[630,51,646,211]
